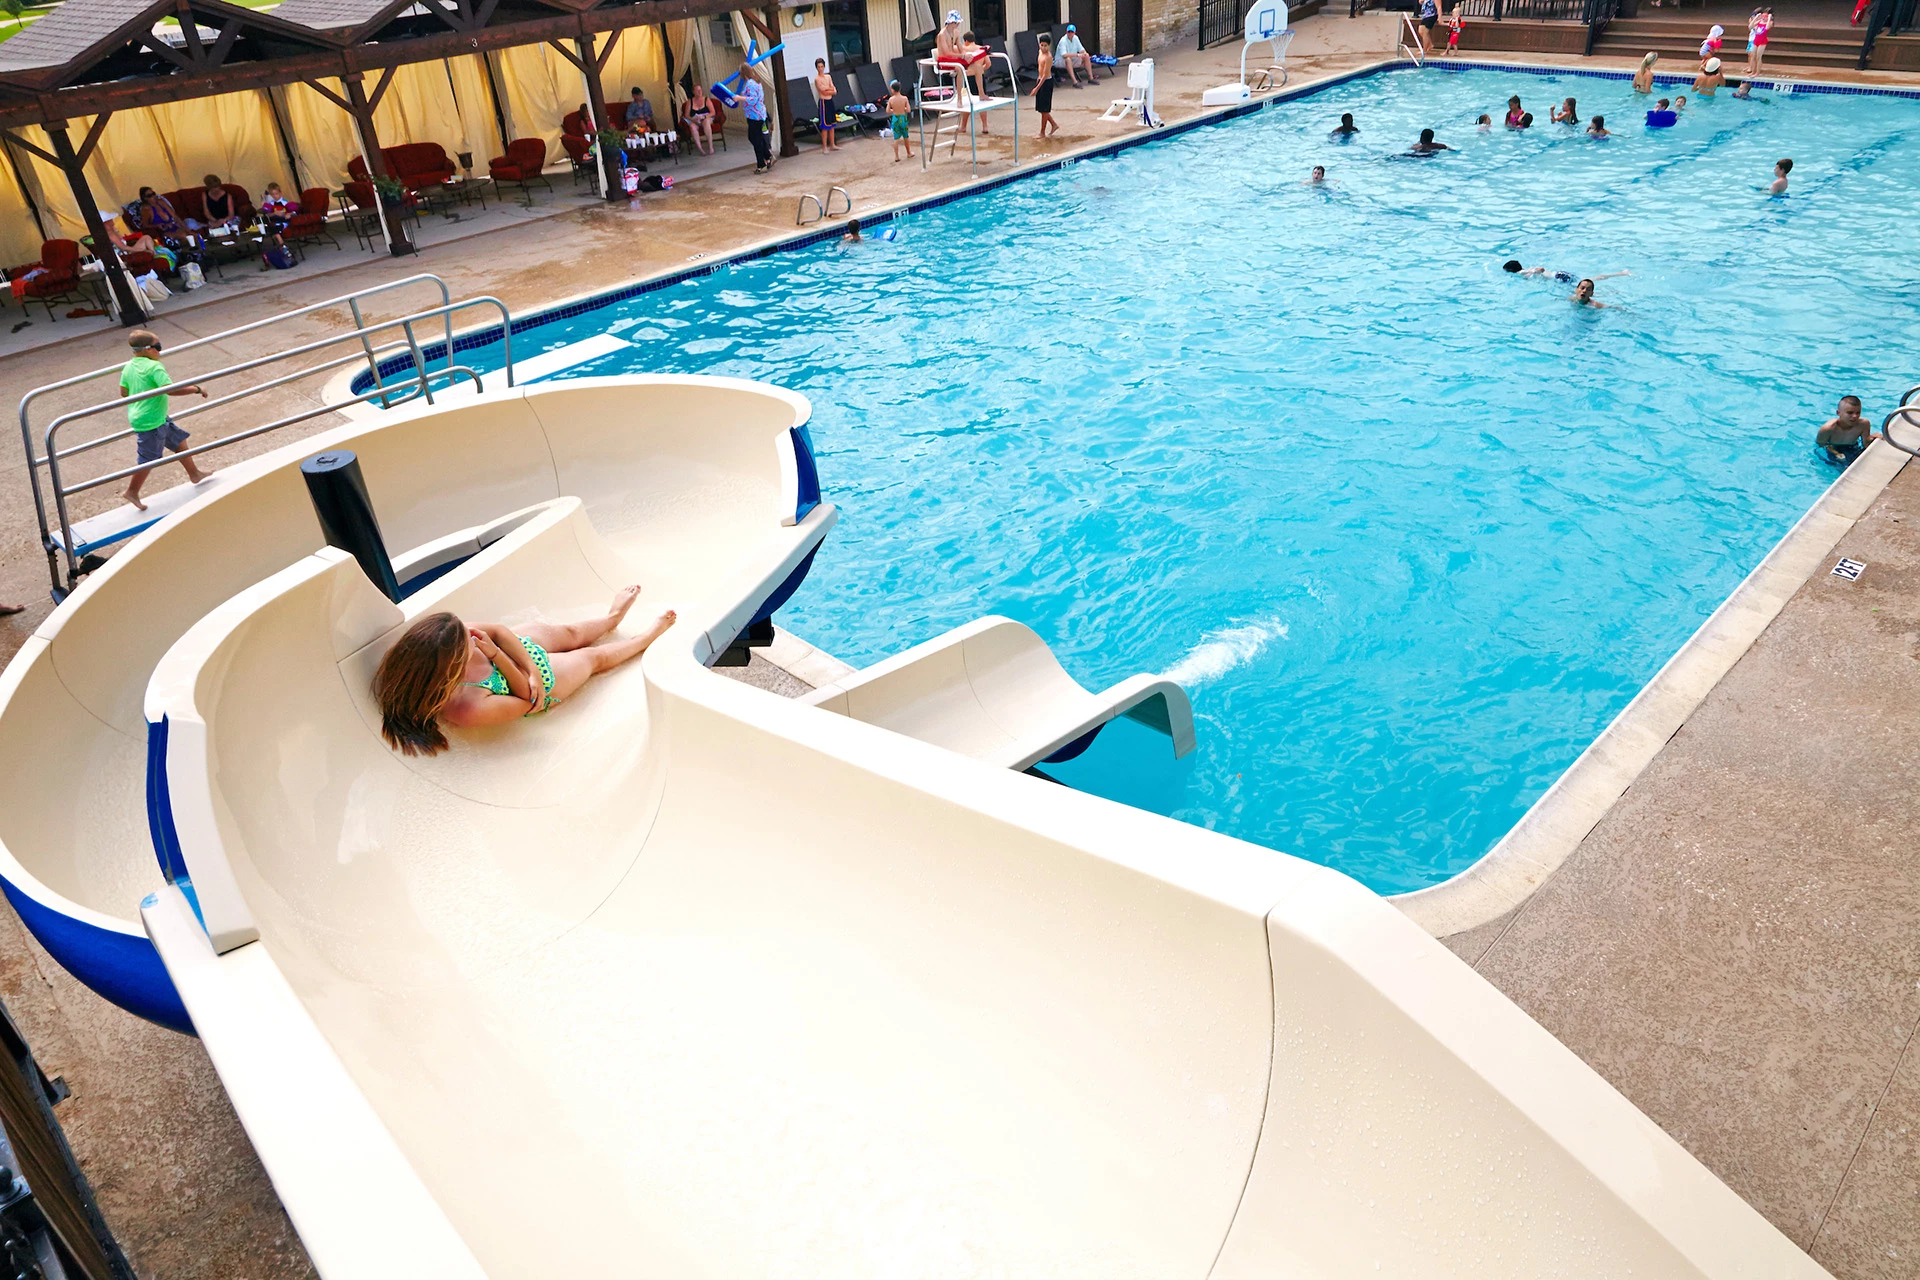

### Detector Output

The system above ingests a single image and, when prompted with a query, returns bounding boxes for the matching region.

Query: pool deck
[1443,453,1920,1277]
[0,19,1914,1278]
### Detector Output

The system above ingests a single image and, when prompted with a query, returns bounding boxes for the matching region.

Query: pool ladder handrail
[1400,13,1425,65]
[1879,383,1920,458]
[18,274,515,598]
[796,187,853,226]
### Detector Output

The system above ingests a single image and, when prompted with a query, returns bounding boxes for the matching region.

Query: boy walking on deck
[120,329,209,510]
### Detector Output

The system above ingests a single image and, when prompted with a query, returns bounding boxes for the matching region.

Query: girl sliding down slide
[375,586,675,754]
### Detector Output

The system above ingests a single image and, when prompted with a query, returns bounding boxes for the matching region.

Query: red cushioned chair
[488,137,552,206]
[18,240,87,320]
[283,187,339,257]
[348,144,455,193]
[559,133,595,186]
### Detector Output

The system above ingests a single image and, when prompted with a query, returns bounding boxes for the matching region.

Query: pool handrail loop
[1879,394,1920,458]
[796,193,824,226]
[18,274,517,598]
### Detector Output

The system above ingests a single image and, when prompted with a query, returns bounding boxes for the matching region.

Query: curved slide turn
[5,378,1825,1276]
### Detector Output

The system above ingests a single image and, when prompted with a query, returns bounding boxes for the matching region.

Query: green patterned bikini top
[463,636,557,714]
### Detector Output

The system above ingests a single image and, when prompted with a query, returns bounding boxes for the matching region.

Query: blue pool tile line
[353,57,1919,393]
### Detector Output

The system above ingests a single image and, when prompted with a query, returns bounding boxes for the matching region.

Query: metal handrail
[825,186,852,218]
[1880,401,1920,458]
[1400,14,1425,63]
[796,193,824,225]
[20,274,517,597]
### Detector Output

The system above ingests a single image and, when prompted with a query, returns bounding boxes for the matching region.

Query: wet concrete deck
[0,21,1913,1278]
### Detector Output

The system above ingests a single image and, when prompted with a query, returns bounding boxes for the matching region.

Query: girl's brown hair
[373,612,468,756]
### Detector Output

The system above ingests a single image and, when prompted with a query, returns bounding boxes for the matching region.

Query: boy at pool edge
[1816,395,1877,465]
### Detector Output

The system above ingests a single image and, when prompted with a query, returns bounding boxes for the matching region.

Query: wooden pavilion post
[573,30,618,198]
[40,118,146,326]
[758,4,798,158]
[341,71,415,256]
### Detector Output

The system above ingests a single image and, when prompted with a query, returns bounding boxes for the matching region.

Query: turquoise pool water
[477,67,1920,893]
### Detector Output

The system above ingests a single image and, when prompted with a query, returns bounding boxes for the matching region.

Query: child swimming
[373,587,675,754]
[1816,394,1877,464]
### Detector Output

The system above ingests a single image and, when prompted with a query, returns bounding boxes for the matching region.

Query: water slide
[2,377,1826,1275]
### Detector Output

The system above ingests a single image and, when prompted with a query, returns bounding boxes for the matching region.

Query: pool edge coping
[1389,441,1912,939]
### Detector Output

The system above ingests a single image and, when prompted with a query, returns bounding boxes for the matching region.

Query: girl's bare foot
[608,584,642,627]
[639,610,676,642]
[124,489,147,511]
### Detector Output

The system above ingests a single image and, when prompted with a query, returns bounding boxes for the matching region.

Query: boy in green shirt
[120,329,208,510]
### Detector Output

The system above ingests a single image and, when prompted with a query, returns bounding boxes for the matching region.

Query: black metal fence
[1198,0,1247,49]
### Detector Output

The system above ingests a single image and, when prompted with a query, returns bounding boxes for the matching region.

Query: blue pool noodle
[711,38,786,106]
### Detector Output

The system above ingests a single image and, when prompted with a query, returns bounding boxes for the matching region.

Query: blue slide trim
[144,718,207,932]
[1,880,193,1036]
[144,717,187,883]
[1041,724,1104,765]
[748,542,821,630]
[790,426,821,524]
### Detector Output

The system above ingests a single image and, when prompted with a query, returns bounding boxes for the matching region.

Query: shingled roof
[0,0,169,75]
[266,0,416,34]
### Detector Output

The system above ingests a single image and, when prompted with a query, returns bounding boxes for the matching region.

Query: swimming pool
[454,64,1920,894]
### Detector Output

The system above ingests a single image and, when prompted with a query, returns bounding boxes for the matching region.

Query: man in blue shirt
[740,62,773,172]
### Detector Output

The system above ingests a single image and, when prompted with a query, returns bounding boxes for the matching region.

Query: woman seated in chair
[374,585,675,754]
[136,187,185,245]
[681,83,717,156]
[198,174,237,228]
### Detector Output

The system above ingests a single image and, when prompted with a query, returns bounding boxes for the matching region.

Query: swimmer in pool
[1477,113,1492,129]
[1504,261,1629,285]
[1306,165,1328,184]
[1572,277,1612,307]
[1633,51,1658,93]
[1588,114,1610,136]
[1332,112,1358,136]
[1409,127,1452,153]
[1770,156,1792,193]
[1674,93,1688,112]
[1816,394,1877,464]
[1695,57,1726,93]
[373,587,675,754]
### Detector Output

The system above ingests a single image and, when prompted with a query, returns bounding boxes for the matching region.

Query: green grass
[0,0,286,44]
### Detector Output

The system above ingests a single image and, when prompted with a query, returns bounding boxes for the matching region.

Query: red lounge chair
[284,187,339,255]
[347,143,456,193]
[18,240,87,320]
[488,137,552,205]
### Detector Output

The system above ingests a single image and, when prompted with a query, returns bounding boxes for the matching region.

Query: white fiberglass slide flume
[0,376,829,1033]
[130,393,1823,1275]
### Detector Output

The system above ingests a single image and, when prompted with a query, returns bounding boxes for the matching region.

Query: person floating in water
[1550,96,1578,123]
[1770,156,1792,193]
[1332,112,1358,136]
[373,588,676,754]
[1477,113,1492,130]
[1588,114,1611,136]
[1504,95,1525,127]
[1816,394,1877,465]
[1410,127,1452,154]
[1306,165,1328,184]
[1505,261,1630,286]
[842,217,863,242]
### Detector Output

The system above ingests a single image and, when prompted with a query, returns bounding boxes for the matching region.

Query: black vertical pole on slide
[301,451,401,602]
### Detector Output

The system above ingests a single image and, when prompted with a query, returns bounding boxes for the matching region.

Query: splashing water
[1162,620,1291,687]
